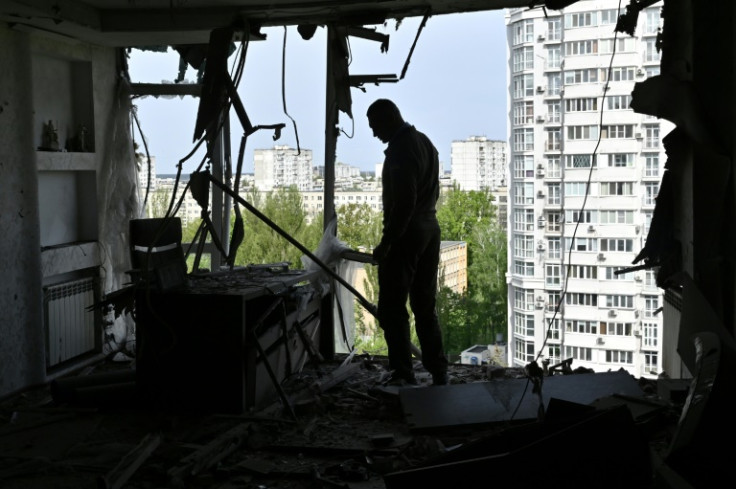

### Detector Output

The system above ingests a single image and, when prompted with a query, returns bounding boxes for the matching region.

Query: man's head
[367,99,405,143]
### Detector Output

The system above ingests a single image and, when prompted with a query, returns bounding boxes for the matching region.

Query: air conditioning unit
[537,163,545,170]
[635,225,641,234]
[636,68,644,75]
[634,275,643,282]
[538,34,546,41]
[608,309,618,317]
[537,85,546,93]
[537,241,546,251]
[635,310,640,318]
[536,115,546,123]
[588,225,596,232]
[537,168,546,177]
[537,190,546,198]
[633,326,642,336]
[596,337,605,345]
[538,216,547,228]
[597,253,606,261]
[635,132,643,139]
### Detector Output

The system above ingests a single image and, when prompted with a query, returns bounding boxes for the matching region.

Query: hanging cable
[281,26,301,154]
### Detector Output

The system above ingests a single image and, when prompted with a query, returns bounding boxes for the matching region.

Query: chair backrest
[129,217,187,290]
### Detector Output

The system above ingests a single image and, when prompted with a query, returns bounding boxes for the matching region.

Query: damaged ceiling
[1,0,530,46]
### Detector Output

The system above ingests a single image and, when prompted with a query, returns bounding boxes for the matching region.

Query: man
[367,99,449,386]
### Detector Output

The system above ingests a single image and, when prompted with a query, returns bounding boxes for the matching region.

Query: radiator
[44,277,98,367]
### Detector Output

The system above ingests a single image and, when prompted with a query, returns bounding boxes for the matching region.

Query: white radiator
[44,277,97,367]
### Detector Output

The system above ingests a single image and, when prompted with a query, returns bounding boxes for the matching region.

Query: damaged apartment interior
[0,0,733,488]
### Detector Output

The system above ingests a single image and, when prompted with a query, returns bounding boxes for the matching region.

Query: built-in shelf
[36,151,96,171]
[41,241,100,278]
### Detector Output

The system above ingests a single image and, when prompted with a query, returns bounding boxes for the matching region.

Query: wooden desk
[135,266,322,414]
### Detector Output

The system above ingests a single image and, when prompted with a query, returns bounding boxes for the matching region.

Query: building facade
[440,240,468,294]
[450,136,508,191]
[505,1,669,379]
[254,145,313,191]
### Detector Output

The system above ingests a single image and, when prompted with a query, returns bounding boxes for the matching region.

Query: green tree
[233,186,321,267]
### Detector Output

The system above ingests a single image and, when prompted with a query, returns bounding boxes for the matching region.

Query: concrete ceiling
[1,0,532,46]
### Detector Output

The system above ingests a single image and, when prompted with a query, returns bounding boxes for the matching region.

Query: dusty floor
[0,354,516,489]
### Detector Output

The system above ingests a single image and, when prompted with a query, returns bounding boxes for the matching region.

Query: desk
[135,266,322,413]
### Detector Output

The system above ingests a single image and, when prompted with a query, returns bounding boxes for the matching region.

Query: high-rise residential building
[254,145,313,191]
[450,136,508,191]
[505,1,670,379]
[137,155,157,196]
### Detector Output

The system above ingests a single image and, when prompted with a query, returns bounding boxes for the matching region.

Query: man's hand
[372,241,391,264]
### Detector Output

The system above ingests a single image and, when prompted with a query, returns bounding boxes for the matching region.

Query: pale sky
[127,9,509,175]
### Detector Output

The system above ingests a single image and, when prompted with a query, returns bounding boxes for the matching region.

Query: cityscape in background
[136,0,666,377]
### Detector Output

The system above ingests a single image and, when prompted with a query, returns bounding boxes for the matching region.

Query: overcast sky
[127,9,509,175]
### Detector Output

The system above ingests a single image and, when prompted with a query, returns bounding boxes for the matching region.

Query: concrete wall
[0,26,46,397]
[0,24,138,399]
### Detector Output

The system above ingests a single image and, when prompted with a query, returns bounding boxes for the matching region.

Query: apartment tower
[505,1,670,378]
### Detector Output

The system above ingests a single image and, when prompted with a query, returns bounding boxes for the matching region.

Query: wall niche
[32,54,95,153]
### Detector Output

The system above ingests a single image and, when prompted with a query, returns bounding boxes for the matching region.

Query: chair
[129,217,188,291]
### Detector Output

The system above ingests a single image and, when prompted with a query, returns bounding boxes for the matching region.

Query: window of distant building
[643,182,659,206]
[566,319,598,333]
[645,352,659,374]
[601,124,634,138]
[601,322,633,336]
[547,73,562,95]
[513,74,535,99]
[546,211,562,232]
[599,38,636,54]
[513,128,535,151]
[515,338,536,364]
[514,234,535,260]
[644,124,660,149]
[547,237,561,259]
[547,292,562,313]
[605,294,634,308]
[513,46,535,72]
[513,101,535,125]
[600,181,634,196]
[547,17,562,40]
[645,154,660,178]
[567,125,599,140]
[605,350,633,364]
[513,19,534,45]
[644,38,661,63]
[564,68,599,85]
[565,11,597,28]
[601,238,634,252]
[600,210,634,224]
[546,263,561,287]
[515,288,535,311]
[546,344,561,363]
[565,345,592,361]
[546,156,561,178]
[606,95,632,110]
[546,45,561,69]
[514,208,535,232]
[515,313,535,337]
[565,238,598,252]
[644,322,659,349]
[546,100,561,123]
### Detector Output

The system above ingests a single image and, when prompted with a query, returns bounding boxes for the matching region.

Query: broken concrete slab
[400,370,644,433]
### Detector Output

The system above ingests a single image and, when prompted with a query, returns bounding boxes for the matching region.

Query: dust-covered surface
[0,354,684,489]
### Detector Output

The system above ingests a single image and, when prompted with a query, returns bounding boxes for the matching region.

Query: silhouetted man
[367,98,449,386]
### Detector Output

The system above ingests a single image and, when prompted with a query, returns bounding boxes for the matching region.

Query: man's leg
[377,254,413,380]
[409,223,448,380]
